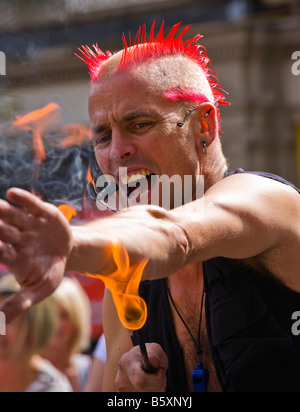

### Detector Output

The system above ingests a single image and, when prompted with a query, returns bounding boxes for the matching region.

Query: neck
[168,263,204,298]
[202,145,228,193]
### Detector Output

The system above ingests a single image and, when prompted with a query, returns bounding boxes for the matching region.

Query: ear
[194,103,218,152]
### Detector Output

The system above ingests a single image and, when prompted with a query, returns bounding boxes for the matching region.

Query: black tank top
[132,169,300,392]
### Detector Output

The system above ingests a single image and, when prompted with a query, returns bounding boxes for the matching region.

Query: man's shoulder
[224,169,300,195]
[208,169,300,205]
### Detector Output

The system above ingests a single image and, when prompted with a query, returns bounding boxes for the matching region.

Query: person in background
[42,277,92,392]
[0,275,72,392]
[85,333,107,392]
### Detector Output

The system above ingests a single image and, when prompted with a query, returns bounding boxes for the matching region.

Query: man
[1,22,300,392]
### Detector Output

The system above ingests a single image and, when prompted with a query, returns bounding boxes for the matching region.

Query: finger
[0,199,31,230]
[126,359,166,392]
[0,221,21,246]
[6,188,50,217]
[115,367,135,392]
[0,288,33,323]
[118,346,167,392]
[0,241,17,265]
[147,343,169,370]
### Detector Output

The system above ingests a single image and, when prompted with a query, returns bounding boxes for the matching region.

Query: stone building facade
[1,0,300,183]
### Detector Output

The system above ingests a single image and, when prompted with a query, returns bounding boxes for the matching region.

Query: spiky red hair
[76,21,229,108]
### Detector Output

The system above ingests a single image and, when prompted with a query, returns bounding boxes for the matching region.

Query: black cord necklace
[165,278,210,392]
[165,279,205,357]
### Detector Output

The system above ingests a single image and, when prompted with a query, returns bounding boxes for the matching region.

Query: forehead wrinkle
[89,63,186,131]
[92,109,159,132]
[122,109,160,122]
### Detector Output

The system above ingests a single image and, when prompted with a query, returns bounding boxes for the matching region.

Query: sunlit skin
[1,38,300,392]
[90,72,203,209]
[78,55,300,390]
[88,56,226,392]
[87,58,223,333]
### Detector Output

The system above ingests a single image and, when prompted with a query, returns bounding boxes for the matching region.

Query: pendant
[192,362,209,393]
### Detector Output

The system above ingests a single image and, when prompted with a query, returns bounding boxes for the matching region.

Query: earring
[200,139,208,155]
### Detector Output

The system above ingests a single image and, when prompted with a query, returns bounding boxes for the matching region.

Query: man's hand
[115,343,169,392]
[0,188,73,322]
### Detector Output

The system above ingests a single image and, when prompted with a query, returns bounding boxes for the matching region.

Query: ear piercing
[204,96,221,118]
[177,108,197,128]
[201,97,221,154]
[200,139,207,155]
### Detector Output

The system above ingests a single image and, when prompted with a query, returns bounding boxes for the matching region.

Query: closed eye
[94,135,111,146]
[131,122,154,132]
[93,119,155,147]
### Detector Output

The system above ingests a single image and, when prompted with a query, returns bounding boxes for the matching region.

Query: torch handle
[136,332,157,374]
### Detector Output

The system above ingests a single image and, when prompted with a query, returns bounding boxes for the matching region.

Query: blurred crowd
[0,274,107,392]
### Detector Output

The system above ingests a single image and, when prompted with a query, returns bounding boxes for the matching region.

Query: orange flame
[85,241,148,331]
[58,191,147,330]
[32,129,47,163]
[58,204,78,221]
[86,166,93,186]
[59,124,92,148]
[14,103,61,164]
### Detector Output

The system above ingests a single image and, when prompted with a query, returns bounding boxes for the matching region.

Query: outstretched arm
[67,205,189,279]
[0,188,188,322]
[68,173,300,290]
[1,173,300,321]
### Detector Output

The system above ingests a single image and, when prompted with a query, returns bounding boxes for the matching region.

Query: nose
[109,129,137,164]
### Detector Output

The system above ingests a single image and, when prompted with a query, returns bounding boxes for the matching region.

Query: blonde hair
[52,277,91,354]
[0,275,58,358]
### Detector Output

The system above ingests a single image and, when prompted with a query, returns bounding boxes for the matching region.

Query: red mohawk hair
[76,45,112,82]
[76,21,229,107]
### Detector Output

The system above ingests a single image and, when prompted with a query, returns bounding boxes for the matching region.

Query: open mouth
[119,169,155,198]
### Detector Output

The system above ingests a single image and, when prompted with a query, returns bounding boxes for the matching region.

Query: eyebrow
[92,110,158,135]
[92,124,109,135]
[122,110,158,122]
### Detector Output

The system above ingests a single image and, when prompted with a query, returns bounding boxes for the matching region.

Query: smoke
[0,125,34,198]
[35,131,93,208]
[0,104,97,214]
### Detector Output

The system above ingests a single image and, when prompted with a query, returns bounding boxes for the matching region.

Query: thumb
[0,289,33,323]
[146,343,169,371]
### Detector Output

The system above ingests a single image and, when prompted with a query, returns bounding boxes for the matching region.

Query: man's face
[89,70,200,209]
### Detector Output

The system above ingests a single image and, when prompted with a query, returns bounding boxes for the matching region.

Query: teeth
[128,174,144,185]
[120,169,152,185]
